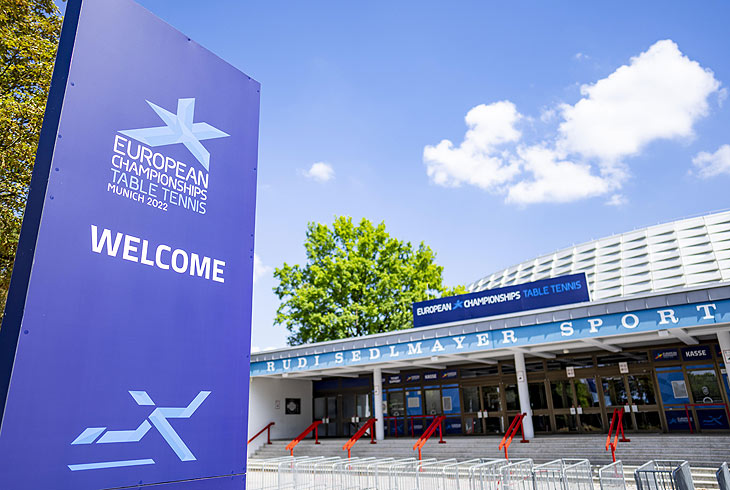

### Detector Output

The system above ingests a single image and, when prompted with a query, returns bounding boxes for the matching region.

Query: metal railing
[284,420,322,456]
[599,461,627,490]
[717,462,730,490]
[532,459,592,490]
[498,413,529,459]
[606,408,630,462]
[342,418,377,458]
[249,421,275,446]
[634,460,695,490]
[413,415,446,460]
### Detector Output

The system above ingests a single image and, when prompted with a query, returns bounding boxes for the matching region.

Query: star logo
[453,299,464,309]
[120,98,229,171]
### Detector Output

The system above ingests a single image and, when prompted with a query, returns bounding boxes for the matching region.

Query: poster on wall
[0,0,259,489]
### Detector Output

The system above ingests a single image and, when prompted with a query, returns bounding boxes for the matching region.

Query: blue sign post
[0,0,259,488]
[412,273,590,328]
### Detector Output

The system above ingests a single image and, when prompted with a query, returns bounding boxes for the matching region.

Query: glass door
[550,379,577,432]
[481,384,504,433]
[462,386,483,435]
[575,377,603,432]
[627,374,662,431]
[341,393,371,437]
[314,396,339,437]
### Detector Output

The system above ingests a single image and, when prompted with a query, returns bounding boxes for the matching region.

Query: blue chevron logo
[68,390,210,471]
[120,98,229,171]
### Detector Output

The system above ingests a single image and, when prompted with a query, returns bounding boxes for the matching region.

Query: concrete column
[513,350,534,440]
[718,330,730,389]
[373,366,385,441]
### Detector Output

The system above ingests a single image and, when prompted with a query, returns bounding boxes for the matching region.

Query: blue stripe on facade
[251,300,727,376]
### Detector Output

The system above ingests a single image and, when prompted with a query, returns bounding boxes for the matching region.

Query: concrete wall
[247,377,313,456]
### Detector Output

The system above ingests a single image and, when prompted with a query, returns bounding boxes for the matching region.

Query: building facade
[248,211,730,450]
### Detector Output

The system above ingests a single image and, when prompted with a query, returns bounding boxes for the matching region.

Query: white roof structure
[468,210,730,301]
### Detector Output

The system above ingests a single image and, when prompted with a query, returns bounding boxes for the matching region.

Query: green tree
[274,216,466,345]
[0,0,61,315]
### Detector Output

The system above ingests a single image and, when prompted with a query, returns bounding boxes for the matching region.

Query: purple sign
[0,0,259,489]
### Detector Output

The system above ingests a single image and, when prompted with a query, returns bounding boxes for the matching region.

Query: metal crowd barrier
[634,460,695,490]
[718,462,730,490]
[247,456,537,490]
[532,459,592,490]
[599,461,626,490]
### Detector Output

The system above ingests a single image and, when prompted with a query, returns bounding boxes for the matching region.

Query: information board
[0,0,259,488]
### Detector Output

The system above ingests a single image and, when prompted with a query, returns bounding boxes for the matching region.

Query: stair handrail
[605,408,630,462]
[412,415,446,460]
[248,421,275,445]
[498,412,529,459]
[284,420,322,456]
[342,418,377,457]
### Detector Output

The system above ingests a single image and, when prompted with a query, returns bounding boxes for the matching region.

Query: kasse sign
[412,273,590,328]
[0,0,259,489]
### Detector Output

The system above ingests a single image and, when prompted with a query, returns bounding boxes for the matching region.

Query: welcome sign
[412,273,590,327]
[0,1,259,488]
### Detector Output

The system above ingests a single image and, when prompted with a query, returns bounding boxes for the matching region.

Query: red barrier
[284,420,322,456]
[342,418,377,458]
[248,422,275,445]
[412,415,446,460]
[498,413,529,460]
[606,408,630,462]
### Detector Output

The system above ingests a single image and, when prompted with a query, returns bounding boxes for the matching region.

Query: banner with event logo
[0,0,259,488]
[412,273,590,328]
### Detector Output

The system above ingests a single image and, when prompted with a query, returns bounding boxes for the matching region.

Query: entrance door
[314,396,338,437]
[602,374,662,431]
[481,384,504,433]
[342,393,372,437]
[550,379,577,432]
[574,377,603,432]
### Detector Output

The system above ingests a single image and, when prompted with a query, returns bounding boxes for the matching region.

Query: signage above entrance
[412,273,590,328]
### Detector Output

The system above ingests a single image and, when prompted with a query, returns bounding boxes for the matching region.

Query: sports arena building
[247,210,730,452]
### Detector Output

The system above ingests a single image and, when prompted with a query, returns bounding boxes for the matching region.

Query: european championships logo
[68,391,210,471]
[108,98,229,215]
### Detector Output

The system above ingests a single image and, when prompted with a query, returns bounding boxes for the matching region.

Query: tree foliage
[274,216,466,345]
[0,0,61,314]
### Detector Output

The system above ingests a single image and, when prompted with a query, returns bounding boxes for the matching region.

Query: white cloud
[303,162,335,182]
[424,40,722,205]
[423,101,522,191]
[506,146,611,204]
[606,194,628,207]
[692,144,730,178]
[253,253,272,284]
[558,40,720,163]
[574,52,590,61]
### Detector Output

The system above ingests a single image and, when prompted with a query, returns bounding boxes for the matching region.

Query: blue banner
[0,0,259,489]
[412,273,589,328]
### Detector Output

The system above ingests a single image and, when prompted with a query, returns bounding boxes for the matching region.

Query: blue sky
[62,1,730,349]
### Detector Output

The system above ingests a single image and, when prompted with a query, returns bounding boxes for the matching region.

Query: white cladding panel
[468,210,730,300]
